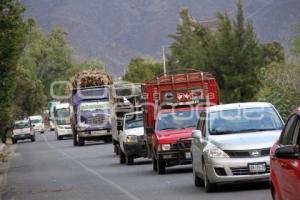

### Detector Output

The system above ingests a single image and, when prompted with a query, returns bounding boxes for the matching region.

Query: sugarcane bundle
[69,70,113,89]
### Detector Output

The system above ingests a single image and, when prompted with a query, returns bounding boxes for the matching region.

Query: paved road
[1,131,271,200]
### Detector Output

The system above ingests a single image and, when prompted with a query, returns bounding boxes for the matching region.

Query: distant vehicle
[29,115,45,133]
[48,100,61,131]
[143,71,219,174]
[111,83,142,156]
[53,103,72,140]
[192,102,284,192]
[119,111,147,165]
[12,120,35,144]
[270,108,300,200]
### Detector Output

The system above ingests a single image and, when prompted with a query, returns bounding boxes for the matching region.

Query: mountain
[21,0,300,77]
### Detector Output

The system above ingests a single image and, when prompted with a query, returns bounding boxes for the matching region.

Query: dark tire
[152,155,157,171]
[119,148,126,164]
[104,136,112,143]
[193,163,203,187]
[114,144,119,156]
[73,130,78,146]
[126,154,134,165]
[57,135,63,140]
[12,139,17,144]
[78,137,85,146]
[203,162,216,192]
[31,136,35,142]
[157,159,166,175]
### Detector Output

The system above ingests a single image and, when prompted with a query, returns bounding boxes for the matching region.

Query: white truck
[53,103,73,140]
[118,111,147,165]
[111,83,142,156]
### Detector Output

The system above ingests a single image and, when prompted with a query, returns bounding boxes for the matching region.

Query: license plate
[91,130,107,136]
[185,152,192,159]
[248,163,266,173]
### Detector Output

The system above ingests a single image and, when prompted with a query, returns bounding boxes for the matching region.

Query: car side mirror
[146,127,154,136]
[192,130,202,139]
[275,145,299,159]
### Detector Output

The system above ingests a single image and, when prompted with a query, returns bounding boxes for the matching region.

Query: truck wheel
[157,159,166,175]
[119,148,126,164]
[12,139,17,144]
[78,137,85,146]
[152,155,157,171]
[126,154,134,165]
[31,136,35,142]
[203,162,216,192]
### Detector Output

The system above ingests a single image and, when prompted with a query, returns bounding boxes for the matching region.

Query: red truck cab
[143,71,219,174]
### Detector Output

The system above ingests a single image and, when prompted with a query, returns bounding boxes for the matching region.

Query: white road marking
[43,135,141,200]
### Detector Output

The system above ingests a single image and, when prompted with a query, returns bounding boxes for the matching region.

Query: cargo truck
[143,71,219,174]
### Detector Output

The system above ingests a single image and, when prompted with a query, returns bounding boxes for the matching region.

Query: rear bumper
[57,128,73,136]
[13,134,33,140]
[33,127,44,132]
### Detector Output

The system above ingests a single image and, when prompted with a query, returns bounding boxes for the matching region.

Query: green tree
[0,0,26,132]
[123,57,163,82]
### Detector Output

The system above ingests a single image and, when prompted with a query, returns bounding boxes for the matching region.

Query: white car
[192,102,284,192]
[12,120,35,144]
[29,115,45,133]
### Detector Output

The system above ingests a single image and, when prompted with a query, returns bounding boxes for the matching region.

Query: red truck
[143,71,219,174]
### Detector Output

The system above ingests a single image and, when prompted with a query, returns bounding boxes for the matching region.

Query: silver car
[191,102,284,192]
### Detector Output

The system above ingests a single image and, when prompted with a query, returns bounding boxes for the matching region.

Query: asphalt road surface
[1,131,272,200]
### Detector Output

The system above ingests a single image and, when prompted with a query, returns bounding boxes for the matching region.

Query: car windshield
[156,109,201,131]
[208,107,283,135]
[14,121,30,129]
[31,119,42,124]
[80,101,109,113]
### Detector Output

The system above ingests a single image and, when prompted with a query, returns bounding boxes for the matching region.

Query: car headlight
[125,135,138,143]
[206,145,229,159]
[159,144,171,151]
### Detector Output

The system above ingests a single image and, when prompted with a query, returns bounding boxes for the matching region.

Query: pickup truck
[12,120,35,144]
[143,71,219,174]
[119,111,147,165]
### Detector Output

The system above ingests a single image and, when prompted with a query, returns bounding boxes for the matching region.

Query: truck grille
[230,165,270,176]
[224,148,270,158]
[172,139,192,151]
[87,116,107,125]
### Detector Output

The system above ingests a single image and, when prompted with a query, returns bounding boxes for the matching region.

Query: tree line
[124,0,300,120]
[0,0,103,134]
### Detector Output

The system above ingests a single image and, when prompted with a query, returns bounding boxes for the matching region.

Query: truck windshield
[55,108,71,125]
[208,107,283,135]
[125,120,143,129]
[80,101,109,113]
[156,110,201,131]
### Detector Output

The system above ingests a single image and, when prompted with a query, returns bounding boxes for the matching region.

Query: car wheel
[193,163,203,187]
[57,135,63,140]
[31,136,35,142]
[157,159,166,175]
[12,139,17,144]
[78,136,85,146]
[73,131,78,146]
[126,154,134,165]
[119,148,126,164]
[114,144,119,156]
[152,155,157,171]
[203,162,216,192]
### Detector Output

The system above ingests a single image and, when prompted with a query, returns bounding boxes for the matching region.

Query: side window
[280,115,299,145]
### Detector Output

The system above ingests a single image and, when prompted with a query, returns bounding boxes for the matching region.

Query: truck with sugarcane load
[69,70,113,146]
[143,70,220,174]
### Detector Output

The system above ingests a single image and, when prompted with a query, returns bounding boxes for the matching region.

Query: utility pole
[162,46,167,76]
